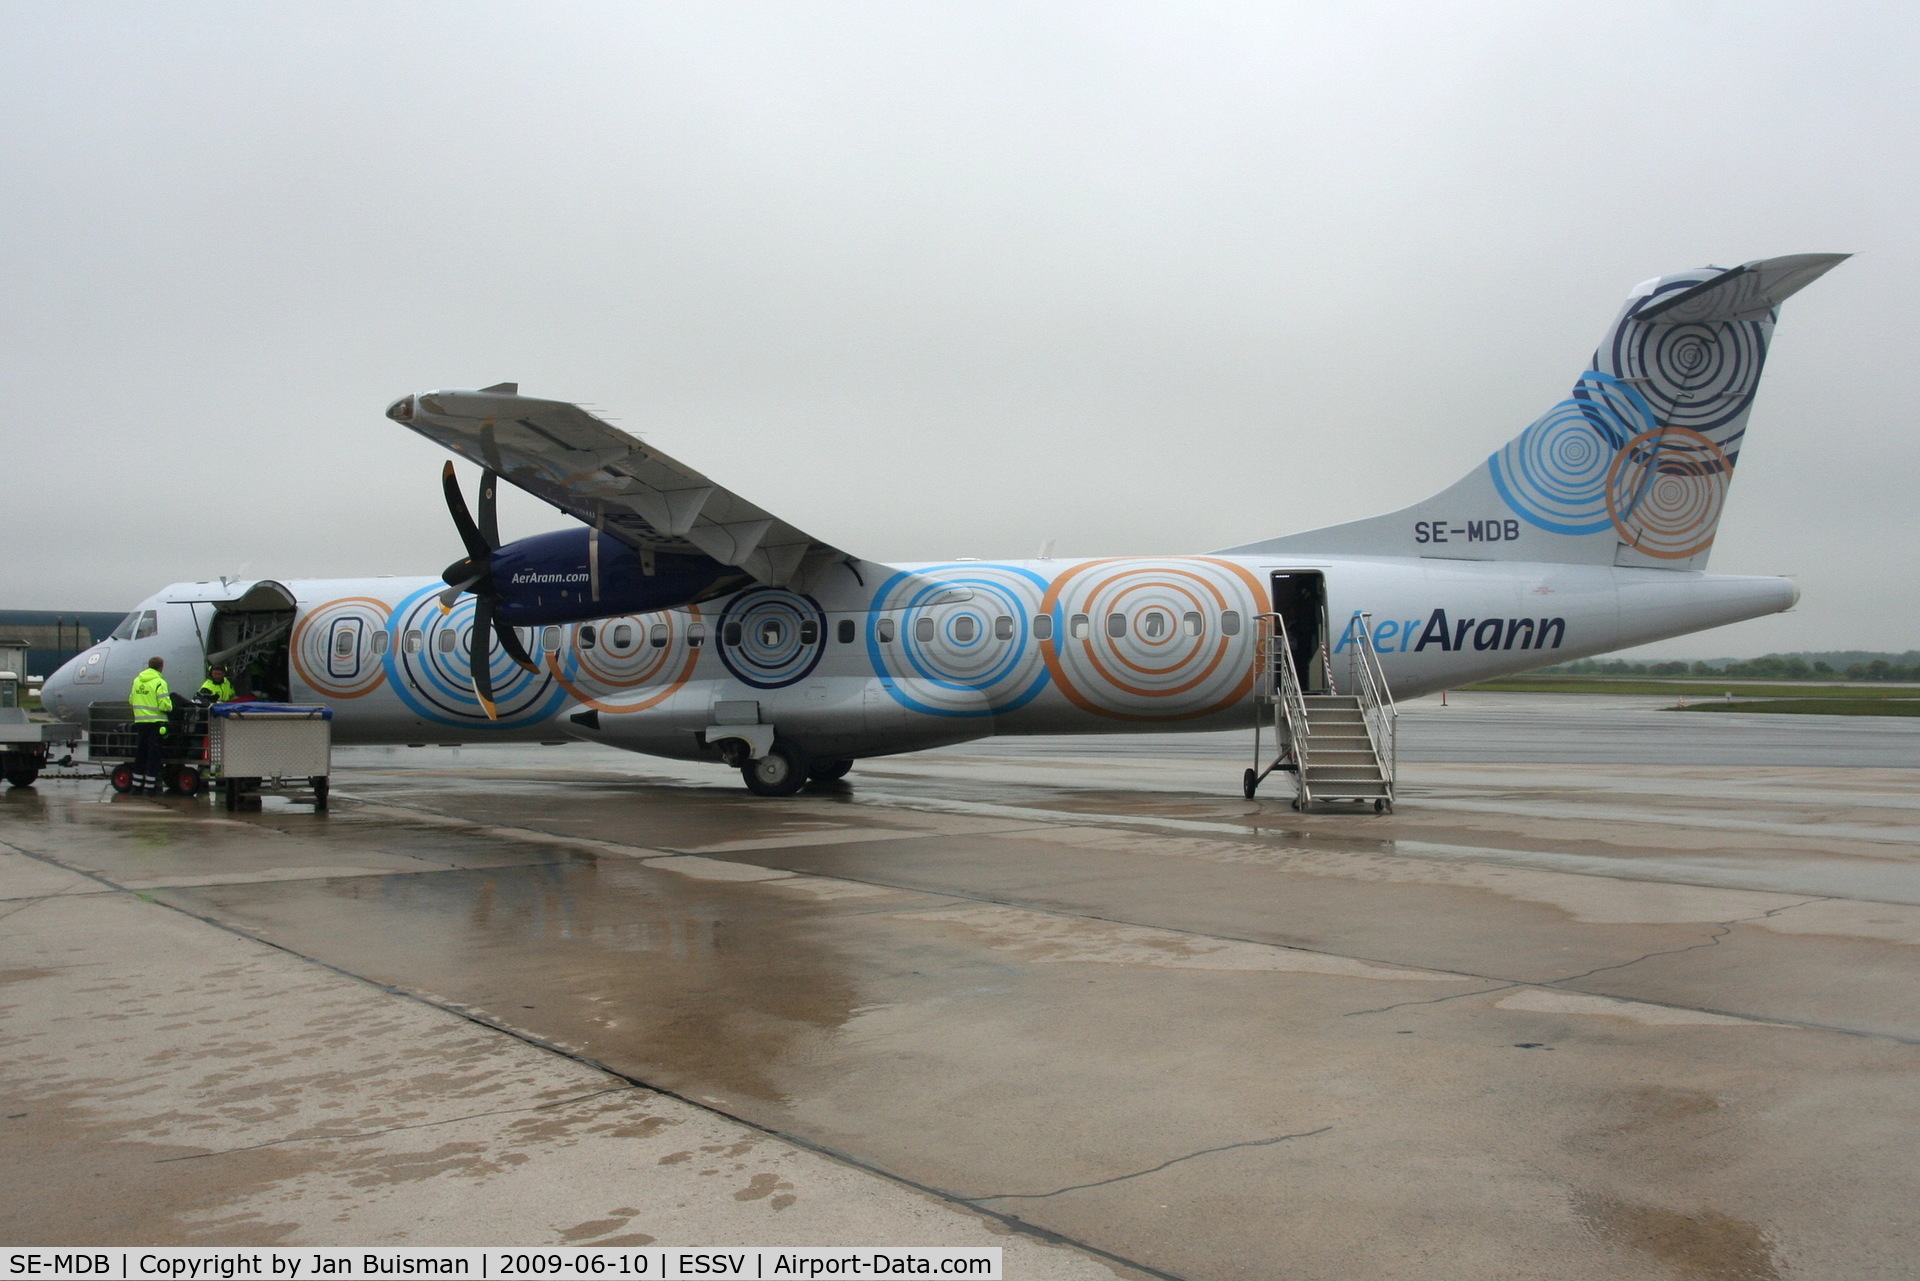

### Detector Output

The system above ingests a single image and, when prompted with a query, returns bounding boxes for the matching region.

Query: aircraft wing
[389,385,883,592]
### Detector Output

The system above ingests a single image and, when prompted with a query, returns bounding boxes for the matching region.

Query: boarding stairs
[1246,613,1397,812]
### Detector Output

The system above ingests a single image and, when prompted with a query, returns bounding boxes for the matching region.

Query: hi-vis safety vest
[130,668,171,724]
[199,677,234,702]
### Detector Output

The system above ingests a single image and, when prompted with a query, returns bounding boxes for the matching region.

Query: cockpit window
[111,610,157,641]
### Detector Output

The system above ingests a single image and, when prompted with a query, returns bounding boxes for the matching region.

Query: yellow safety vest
[199,677,234,702]
[130,668,172,724]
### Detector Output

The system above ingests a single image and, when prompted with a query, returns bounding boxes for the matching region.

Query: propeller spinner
[438,462,539,719]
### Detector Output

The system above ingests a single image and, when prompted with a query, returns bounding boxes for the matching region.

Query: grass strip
[1467,678,1920,699]
[1673,699,1920,716]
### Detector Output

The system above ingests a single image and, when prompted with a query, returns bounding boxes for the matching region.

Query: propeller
[438,461,538,719]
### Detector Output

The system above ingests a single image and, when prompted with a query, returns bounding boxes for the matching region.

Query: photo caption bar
[1,1249,1001,1281]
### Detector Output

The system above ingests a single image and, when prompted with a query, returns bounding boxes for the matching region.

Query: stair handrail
[1341,611,1397,795]
[1253,612,1315,804]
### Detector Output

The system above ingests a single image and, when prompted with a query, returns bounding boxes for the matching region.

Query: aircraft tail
[1220,254,1848,569]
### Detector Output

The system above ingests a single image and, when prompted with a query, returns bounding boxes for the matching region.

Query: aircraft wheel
[808,758,854,783]
[111,765,135,794]
[742,740,809,797]
[1242,768,1258,799]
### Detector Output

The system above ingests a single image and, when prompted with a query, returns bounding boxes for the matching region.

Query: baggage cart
[87,700,212,795]
[209,703,333,811]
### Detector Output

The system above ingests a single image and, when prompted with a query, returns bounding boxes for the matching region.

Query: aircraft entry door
[1269,571,1328,694]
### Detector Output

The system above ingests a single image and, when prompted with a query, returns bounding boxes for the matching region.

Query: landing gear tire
[742,740,809,797]
[1242,768,1258,800]
[808,758,854,783]
[111,765,135,794]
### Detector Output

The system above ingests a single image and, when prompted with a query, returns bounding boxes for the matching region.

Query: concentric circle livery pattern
[1039,558,1263,721]
[867,563,1051,716]
[290,597,390,699]
[550,609,703,713]
[1610,311,1767,441]
[385,588,565,726]
[716,589,827,689]
[1489,374,1656,535]
[1606,428,1731,560]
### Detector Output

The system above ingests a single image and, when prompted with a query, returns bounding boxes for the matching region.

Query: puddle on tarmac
[154,859,864,1107]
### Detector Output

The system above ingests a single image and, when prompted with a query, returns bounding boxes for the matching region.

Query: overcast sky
[3,2,1915,657]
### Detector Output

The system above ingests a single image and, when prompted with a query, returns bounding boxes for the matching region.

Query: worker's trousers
[133,723,166,793]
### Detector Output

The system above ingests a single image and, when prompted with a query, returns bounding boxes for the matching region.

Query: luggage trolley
[89,700,212,795]
[208,703,334,811]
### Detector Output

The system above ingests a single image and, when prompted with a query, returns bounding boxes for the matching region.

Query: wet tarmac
[5,692,1920,1278]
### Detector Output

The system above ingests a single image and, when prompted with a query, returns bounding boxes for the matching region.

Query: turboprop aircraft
[40,254,1845,801]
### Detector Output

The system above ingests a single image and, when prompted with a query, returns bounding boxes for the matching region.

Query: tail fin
[1221,253,1849,569]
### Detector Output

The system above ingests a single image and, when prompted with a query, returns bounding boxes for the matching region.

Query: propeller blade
[439,573,483,610]
[588,523,602,603]
[478,469,500,549]
[469,595,499,720]
[494,616,538,672]
[441,461,492,565]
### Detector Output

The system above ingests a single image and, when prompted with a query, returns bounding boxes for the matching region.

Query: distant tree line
[1537,652,1920,682]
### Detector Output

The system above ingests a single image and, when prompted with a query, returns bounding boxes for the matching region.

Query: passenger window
[758,620,786,647]
[914,617,935,642]
[371,630,391,655]
[954,616,977,643]
[1141,611,1168,639]
[611,623,633,647]
[541,626,561,652]
[877,618,895,643]
[436,629,457,654]
[688,622,706,648]
[1182,611,1202,637]
[837,619,855,644]
[799,620,819,645]
[133,610,157,640]
[1069,614,1090,640]
[1221,610,1242,636]
[404,630,424,654]
[994,615,1013,641]
[1107,614,1127,638]
[1034,613,1054,641]
[580,625,596,649]
[334,629,358,657]
[649,623,668,648]
[724,621,743,647]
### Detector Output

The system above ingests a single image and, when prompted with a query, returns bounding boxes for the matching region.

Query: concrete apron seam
[331,794,1920,1046]
[1,841,1193,1281]
[154,1085,641,1163]
[963,1128,1335,1203]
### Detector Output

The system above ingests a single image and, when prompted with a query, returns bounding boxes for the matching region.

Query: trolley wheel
[311,776,329,811]
[1373,798,1386,814]
[170,764,203,797]
[1290,795,1304,812]
[111,765,135,794]
[742,739,809,797]
[807,758,854,783]
[1242,768,1259,799]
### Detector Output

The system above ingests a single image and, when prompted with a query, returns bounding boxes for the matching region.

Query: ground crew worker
[198,665,234,704]
[129,656,171,796]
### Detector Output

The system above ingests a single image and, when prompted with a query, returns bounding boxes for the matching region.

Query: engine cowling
[487,529,747,625]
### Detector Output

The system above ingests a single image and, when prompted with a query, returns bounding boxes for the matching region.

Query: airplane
[37,253,1846,801]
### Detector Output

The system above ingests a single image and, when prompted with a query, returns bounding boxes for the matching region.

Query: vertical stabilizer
[1221,254,1848,569]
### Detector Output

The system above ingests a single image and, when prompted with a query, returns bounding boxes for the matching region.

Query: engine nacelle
[489,529,745,625]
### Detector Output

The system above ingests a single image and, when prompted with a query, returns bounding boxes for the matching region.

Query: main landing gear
[735,739,856,796]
